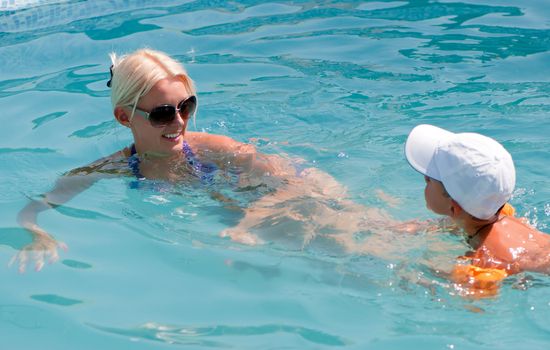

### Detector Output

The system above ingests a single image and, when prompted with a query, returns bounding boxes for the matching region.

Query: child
[405,124,550,296]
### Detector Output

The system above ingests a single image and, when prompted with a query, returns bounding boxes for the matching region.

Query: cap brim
[405,124,454,180]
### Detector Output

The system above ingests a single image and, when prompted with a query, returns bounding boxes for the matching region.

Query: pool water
[1,1,550,349]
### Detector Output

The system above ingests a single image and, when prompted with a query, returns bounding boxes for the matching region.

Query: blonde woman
[16,49,398,272]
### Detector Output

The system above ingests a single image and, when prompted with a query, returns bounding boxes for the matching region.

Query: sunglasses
[133,95,197,127]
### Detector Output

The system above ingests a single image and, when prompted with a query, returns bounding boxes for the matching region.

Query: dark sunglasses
[133,95,197,127]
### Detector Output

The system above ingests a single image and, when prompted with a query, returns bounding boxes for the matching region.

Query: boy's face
[424,176,452,216]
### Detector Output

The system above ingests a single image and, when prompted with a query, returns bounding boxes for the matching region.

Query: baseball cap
[405,124,516,220]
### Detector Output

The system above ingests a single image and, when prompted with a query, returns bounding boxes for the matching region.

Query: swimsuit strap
[128,144,145,180]
[182,141,203,173]
[128,142,216,183]
[182,141,217,183]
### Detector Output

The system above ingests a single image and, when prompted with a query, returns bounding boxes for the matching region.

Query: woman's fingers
[8,240,65,273]
[18,250,29,273]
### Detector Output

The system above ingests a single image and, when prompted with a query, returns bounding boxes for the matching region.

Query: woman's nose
[173,111,187,125]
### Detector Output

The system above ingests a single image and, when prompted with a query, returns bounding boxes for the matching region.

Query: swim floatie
[450,203,514,298]
[500,202,515,217]
[451,264,508,297]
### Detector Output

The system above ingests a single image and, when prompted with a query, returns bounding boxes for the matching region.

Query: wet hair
[108,49,196,119]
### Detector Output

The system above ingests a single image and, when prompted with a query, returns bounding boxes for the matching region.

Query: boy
[405,124,550,295]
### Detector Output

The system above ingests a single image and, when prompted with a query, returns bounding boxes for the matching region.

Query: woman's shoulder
[186,131,235,143]
[65,148,130,176]
[185,131,245,152]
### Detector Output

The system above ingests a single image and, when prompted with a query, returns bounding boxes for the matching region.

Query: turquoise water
[1,0,550,349]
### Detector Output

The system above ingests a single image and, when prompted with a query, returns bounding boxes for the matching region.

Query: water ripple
[0,64,109,98]
[269,55,432,82]
[0,0,173,33]
[61,259,93,269]
[183,2,522,36]
[0,147,57,154]
[55,204,120,221]
[89,322,349,347]
[30,294,83,307]
[32,111,67,129]
[0,227,32,250]
[69,120,117,139]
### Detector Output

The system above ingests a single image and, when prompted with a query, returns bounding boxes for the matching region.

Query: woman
[16,49,400,272]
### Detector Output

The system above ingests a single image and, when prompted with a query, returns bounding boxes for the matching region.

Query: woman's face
[129,77,193,157]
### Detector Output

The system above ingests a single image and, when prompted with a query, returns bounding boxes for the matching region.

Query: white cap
[405,124,515,220]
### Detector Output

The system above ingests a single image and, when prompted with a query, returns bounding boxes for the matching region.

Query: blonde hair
[109,49,196,118]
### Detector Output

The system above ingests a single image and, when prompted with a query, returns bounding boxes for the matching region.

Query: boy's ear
[114,107,131,127]
[449,199,464,218]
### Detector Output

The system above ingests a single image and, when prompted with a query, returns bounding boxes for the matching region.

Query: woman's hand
[389,219,439,234]
[391,217,459,234]
[10,226,67,273]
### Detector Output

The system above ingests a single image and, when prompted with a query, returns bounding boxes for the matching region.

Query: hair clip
[106,65,113,87]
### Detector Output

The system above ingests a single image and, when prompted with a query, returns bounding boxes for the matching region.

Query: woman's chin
[163,136,184,154]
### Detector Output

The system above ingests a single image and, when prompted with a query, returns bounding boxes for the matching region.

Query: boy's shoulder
[480,217,550,272]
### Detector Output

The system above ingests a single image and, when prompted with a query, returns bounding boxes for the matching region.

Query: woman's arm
[14,151,125,272]
[15,174,98,272]
[18,173,100,229]
[186,132,293,176]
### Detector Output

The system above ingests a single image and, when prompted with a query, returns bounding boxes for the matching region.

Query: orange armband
[500,202,515,217]
[451,264,508,298]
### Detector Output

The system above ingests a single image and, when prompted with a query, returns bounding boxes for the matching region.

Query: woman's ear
[114,107,131,127]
